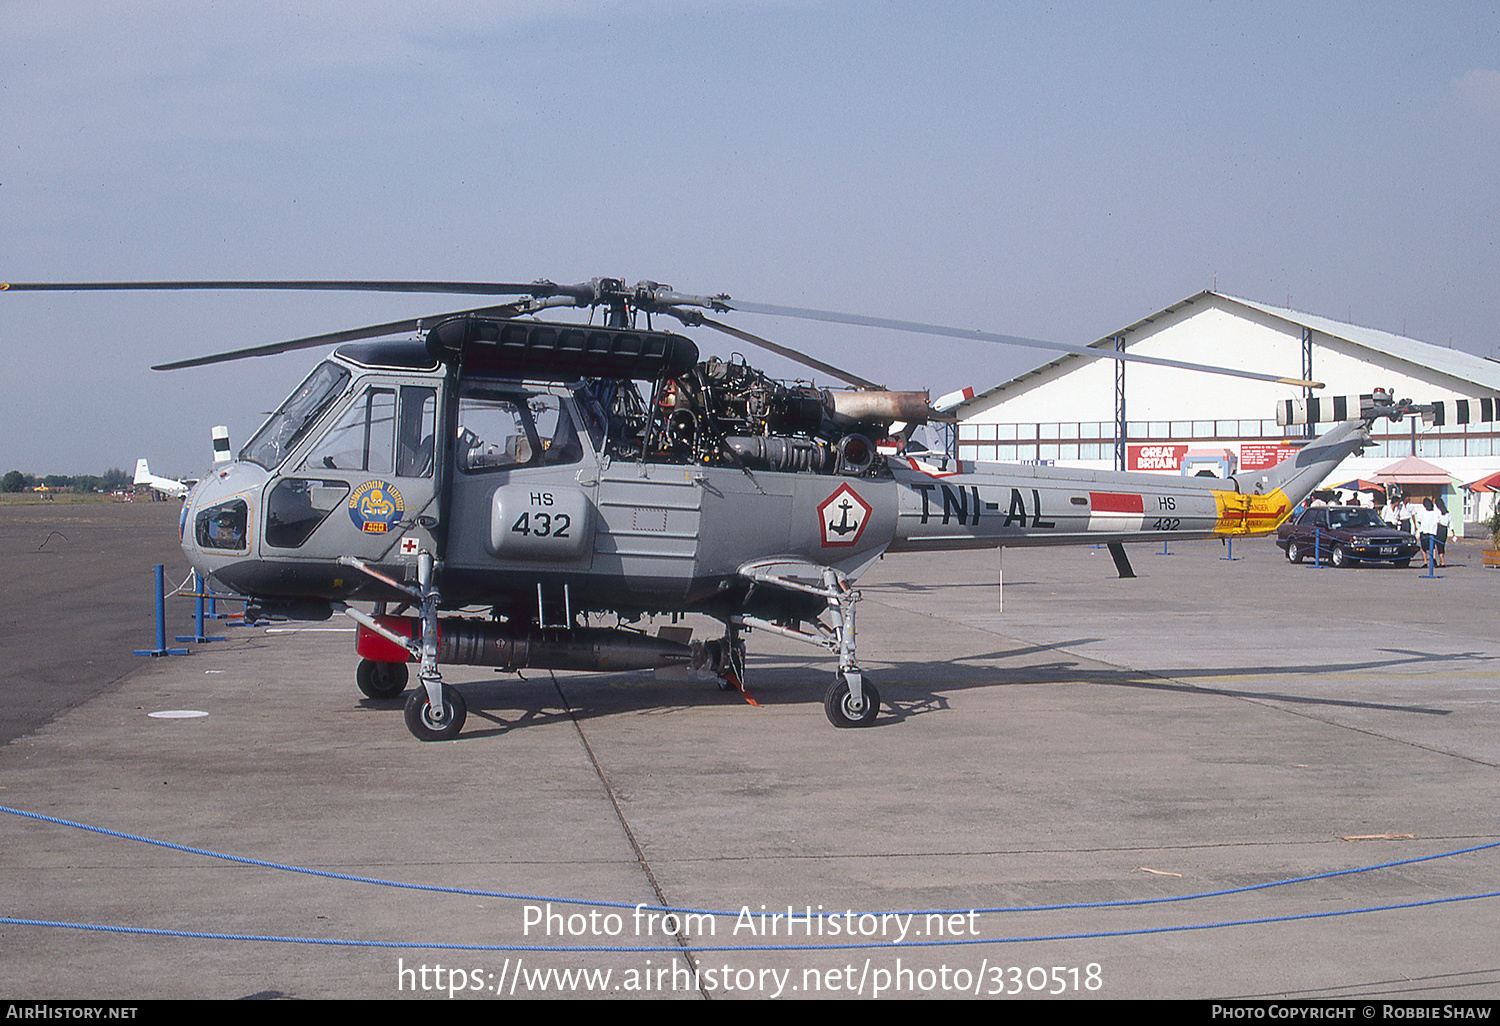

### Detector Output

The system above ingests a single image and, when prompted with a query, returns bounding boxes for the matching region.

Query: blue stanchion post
[1421,535,1441,579]
[134,564,189,657]
[1220,537,1238,561]
[176,572,226,644]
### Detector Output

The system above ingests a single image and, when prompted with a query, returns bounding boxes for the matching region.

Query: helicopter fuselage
[176,328,1368,739]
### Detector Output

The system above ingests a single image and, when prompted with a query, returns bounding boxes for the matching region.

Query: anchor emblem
[817,484,872,547]
[829,498,858,536]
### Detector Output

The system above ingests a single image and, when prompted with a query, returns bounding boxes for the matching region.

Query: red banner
[1240,443,1297,470]
[1127,444,1189,471]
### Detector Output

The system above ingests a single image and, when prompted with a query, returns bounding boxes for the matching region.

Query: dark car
[1276,506,1421,568]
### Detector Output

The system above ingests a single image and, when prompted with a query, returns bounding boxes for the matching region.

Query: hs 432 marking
[511,492,571,539]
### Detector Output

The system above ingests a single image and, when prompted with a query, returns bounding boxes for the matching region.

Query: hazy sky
[3,1,1497,475]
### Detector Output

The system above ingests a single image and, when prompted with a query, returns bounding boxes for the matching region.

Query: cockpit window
[457,388,582,473]
[241,362,351,470]
[572,386,608,452]
[396,387,437,478]
[301,386,396,474]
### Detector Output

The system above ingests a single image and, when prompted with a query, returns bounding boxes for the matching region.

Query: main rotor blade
[2,279,570,297]
[697,316,882,389]
[723,300,1324,389]
[150,303,527,371]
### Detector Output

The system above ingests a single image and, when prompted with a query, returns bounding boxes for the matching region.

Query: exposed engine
[602,356,936,476]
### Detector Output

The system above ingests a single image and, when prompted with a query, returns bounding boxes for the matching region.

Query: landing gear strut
[339,549,465,741]
[706,628,747,692]
[735,563,881,728]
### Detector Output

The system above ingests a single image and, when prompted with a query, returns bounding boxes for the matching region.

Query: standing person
[1398,496,1415,536]
[1435,499,1451,568]
[1414,498,1441,565]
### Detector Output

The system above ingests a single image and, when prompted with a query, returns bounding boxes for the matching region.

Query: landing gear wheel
[1285,541,1303,564]
[1330,544,1349,569]
[403,684,467,741]
[824,675,880,728]
[357,658,409,699]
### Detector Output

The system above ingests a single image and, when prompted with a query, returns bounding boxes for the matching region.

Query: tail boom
[887,421,1367,552]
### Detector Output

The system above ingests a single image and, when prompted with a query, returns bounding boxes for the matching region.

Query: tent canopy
[1465,470,1500,493]
[1373,456,1453,486]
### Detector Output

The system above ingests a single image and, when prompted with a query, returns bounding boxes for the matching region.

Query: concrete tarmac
[2,504,1498,1000]
[0,501,189,744]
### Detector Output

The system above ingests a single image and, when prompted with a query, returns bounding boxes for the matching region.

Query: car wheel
[1330,544,1350,569]
[1285,541,1303,564]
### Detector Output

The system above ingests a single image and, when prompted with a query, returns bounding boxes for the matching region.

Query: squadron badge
[348,481,405,534]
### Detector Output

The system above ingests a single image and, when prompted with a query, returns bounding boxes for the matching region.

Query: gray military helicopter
[4,277,1367,740]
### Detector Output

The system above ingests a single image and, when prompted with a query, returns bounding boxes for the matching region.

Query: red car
[1276,507,1420,568]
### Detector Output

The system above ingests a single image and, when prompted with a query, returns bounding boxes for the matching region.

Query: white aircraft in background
[133,458,191,499]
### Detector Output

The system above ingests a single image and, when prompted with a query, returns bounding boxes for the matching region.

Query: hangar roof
[954,291,1500,415]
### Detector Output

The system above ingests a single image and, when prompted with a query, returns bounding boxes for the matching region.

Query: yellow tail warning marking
[1213,488,1291,536]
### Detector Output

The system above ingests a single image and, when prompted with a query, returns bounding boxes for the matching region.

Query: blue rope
[4,803,1497,922]
[6,887,1500,953]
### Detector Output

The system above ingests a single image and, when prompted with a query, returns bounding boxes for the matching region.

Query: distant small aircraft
[133,459,191,499]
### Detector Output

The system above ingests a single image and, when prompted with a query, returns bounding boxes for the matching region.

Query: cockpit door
[262,379,441,561]
[442,385,598,573]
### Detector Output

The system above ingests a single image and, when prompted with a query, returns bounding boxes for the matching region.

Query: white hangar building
[951,291,1500,526]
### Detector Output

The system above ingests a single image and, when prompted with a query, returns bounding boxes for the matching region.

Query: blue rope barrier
[7,885,1500,954]
[5,804,1497,923]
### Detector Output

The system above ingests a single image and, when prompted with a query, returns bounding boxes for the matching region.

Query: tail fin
[1232,420,1369,506]
[134,458,151,484]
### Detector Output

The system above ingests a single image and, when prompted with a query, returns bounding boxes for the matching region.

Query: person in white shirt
[1435,499,1452,568]
[1414,498,1443,564]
